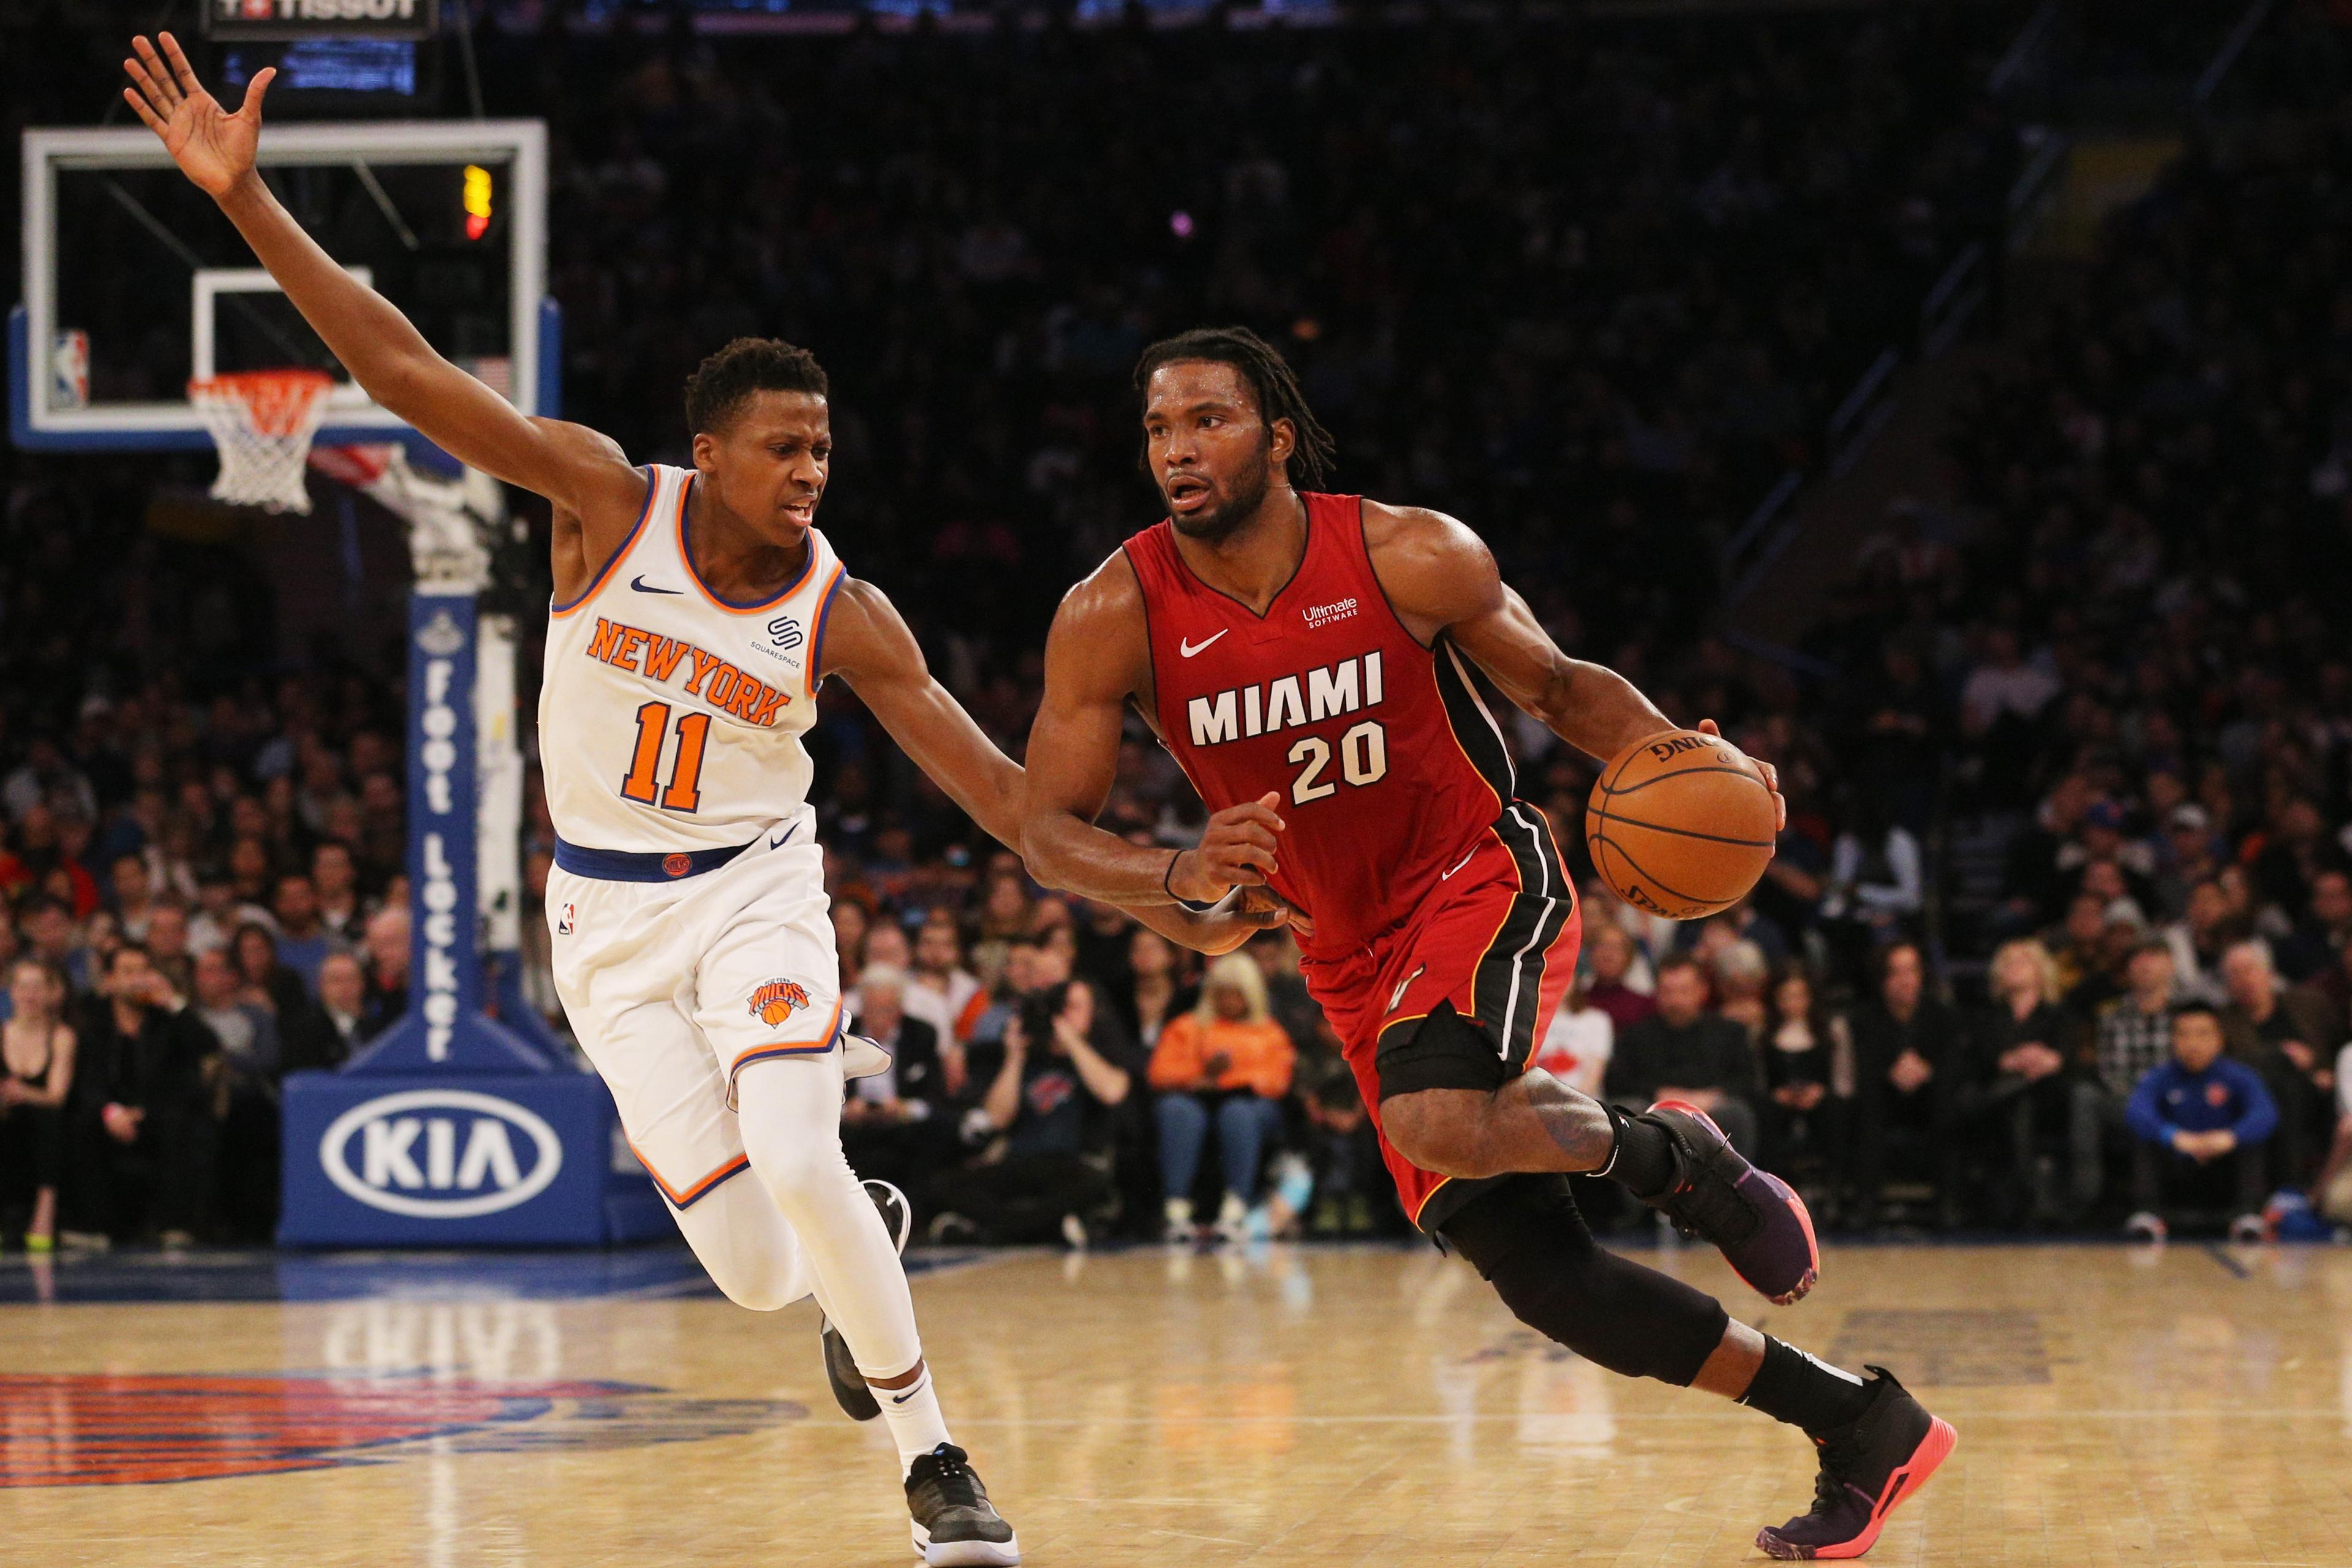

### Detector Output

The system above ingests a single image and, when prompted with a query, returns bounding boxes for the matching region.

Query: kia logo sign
[318,1090,564,1219]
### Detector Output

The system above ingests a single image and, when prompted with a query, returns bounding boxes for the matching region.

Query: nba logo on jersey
[750,979,811,1026]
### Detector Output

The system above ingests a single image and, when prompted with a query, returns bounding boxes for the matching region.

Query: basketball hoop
[187,369,335,514]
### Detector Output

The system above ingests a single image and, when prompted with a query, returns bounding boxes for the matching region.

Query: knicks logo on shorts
[750,979,812,1027]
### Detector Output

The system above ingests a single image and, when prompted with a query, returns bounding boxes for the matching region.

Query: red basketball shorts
[1300,806,1581,1233]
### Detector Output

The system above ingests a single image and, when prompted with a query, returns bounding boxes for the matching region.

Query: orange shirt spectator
[1150,954,1298,1240]
[1148,973,1296,1099]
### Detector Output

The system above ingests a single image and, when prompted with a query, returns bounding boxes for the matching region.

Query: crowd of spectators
[514,5,2021,664]
[0,649,419,1247]
[6,7,2351,1248]
[1783,73,2352,1233]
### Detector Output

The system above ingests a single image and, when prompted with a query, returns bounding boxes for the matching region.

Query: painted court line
[949,1408,2349,1427]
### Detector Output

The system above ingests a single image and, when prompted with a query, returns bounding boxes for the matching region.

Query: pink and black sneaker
[1757,1366,1956,1559]
[1636,1099,1820,1305]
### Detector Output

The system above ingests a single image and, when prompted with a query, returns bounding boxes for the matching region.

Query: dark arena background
[4,2,2352,1564]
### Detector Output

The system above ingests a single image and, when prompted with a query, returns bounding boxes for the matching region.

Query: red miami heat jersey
[1126,492,1520,957]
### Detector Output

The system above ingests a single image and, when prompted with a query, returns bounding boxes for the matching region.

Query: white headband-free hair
[859,962,911,997]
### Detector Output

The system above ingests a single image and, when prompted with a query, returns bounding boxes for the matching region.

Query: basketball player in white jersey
[124,36,1281,1564]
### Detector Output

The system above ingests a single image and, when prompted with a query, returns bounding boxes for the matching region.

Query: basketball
[1586,729,1776,920]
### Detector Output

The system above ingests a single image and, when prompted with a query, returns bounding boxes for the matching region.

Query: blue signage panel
[281,1072,625,1246]
[409,589,483,1055]
[346,590,546,1077]
[284,579,671,1245]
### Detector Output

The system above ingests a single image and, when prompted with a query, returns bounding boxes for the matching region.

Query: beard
[1164,441,1273,541]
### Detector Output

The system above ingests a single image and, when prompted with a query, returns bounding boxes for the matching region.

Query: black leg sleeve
[1440,1174,1730,1387]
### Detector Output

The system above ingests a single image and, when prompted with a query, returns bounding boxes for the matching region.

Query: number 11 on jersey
[620,701,710,812]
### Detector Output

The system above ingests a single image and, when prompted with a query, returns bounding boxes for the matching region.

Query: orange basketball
[1585,729,1776,920]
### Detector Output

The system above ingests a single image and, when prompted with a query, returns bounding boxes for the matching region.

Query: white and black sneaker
[823,1180,913,1422]
[906,1442,1020,1566]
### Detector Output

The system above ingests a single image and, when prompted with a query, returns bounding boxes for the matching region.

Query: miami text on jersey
[1185,650,1385,747]
[582,617,794,728]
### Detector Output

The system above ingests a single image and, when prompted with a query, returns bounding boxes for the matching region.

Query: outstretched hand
[123,32,274,199]
[1696,717,1786,836]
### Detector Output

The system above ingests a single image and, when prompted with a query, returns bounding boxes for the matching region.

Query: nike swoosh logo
[1440,846,1479,880]
[630,576,682,595]
[1388,963,1426,1014]
[1179,630,1229,658]
[771,824,799,850]
[892,1389,919,1404]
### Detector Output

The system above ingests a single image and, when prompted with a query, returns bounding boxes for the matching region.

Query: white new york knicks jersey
[540,464,842,853]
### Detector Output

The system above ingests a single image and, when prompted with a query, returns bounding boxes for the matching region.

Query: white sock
[876,1363,952,1474]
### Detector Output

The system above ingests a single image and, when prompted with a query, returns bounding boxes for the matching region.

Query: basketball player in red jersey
[1022,328,1953,1559]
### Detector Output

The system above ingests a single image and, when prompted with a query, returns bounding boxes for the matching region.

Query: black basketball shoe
[907,1442,1021,1565]
[823,1179,913,1422]
[1756,1367,1956,1559]
[1637,1099,1820,1305]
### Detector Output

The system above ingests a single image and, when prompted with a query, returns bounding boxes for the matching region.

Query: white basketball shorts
[546,813,842,1209]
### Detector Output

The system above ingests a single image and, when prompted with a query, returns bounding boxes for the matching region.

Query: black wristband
[1163,849,1218,913]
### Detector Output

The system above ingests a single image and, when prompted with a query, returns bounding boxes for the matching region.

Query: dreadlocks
[1133,326,1338,490]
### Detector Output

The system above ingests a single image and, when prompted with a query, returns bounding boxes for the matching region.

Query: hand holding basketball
[1695,717,1784,831]
[123,32,274,200]
[1586,727,1779,920]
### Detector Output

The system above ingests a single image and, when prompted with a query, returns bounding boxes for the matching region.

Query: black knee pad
[1439,1175,1728,1387]
[1376,1000,1507,1101]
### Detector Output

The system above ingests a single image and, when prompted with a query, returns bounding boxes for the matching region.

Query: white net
[187,369,335,514]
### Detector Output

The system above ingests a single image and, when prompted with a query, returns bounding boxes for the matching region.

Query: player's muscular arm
[545,427,649,605]
[822,573,1276,955]
[121,34,643,534]
[821,578,1027,851]
[1365,504,1673,760]
[1365,503,1784,825]
[1019,557,1295,952]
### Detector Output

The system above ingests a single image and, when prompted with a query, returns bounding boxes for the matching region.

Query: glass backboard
[12,119,550,452]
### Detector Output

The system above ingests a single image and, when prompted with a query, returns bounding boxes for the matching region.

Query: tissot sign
[204,0,440,40]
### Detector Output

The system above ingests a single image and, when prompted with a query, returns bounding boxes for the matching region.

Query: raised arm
[11,1027,75,1110]
[121,34,643,532]
[1364,502,1783,823]
[820,576,1027,851]
[980,1023,1028,1134]
[1019,555,1295,951]
[820,571,1283,955]
[1055,1014,1131,1109]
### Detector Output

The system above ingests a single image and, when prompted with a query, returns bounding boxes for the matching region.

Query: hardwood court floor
[5,1238,2351,1566]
